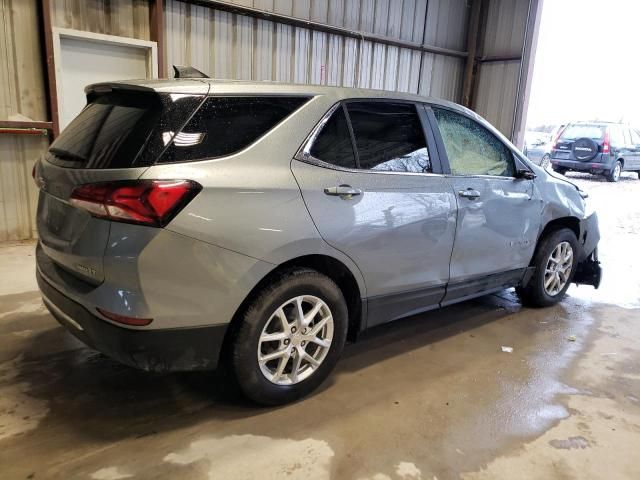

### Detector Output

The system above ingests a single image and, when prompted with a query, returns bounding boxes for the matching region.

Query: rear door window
[345,101,431,173]
[610,126,624,147]
[309,106,357,169]
[432,107,515,177]
[158,96,309,163]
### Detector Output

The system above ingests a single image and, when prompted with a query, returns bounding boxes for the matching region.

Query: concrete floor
[1,173,639,480]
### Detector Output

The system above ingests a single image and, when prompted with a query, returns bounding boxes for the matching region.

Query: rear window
[46,93,308,169]
[157,96,310,163]
[560,124,607,142]
[47,92,166,169]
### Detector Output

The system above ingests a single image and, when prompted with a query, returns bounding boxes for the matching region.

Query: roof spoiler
[173,65,210,79]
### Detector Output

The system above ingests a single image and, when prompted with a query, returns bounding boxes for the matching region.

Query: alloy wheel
[613,163,621,181]
[257,295,334,385]
[544,241,574,296]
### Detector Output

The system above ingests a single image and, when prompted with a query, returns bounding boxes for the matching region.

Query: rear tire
[606,160,622,182]
[553,166,568,175]
[230,268,348,405]
[516,228,579,308]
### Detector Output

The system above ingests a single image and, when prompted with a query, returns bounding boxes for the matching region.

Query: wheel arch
[530,216,581,267]
[220,254,365,364]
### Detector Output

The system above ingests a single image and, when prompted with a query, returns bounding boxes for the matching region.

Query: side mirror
[516,169,536,180]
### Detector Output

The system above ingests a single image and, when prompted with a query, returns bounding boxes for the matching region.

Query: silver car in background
[35,80,602,405]
[523,131,552,167]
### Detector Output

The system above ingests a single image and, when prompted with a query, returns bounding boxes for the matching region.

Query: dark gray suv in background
[551,121,640,182]
[35,79,602,405]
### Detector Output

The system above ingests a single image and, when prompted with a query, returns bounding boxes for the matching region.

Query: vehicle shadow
[12,290,523,442]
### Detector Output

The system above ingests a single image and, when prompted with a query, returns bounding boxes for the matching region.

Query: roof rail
[173,65,210,79]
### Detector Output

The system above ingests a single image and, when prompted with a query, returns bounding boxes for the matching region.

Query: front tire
[606,160,622,182]
[517,228,579,308]
[230,268,348,405]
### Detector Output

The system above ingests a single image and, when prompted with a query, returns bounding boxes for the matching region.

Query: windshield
[559,124,607,142]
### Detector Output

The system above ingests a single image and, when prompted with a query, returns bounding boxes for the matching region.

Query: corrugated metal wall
[165,0,468,101]
[473,0,530,137]
[51,0,151,39]
[0,0,48,241]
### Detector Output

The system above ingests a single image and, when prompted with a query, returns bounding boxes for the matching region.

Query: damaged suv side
[35,80,601,405]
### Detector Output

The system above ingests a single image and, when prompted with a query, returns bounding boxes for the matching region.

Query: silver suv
[35,79,602,405]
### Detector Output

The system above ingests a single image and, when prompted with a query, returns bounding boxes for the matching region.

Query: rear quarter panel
[140,93,368,298]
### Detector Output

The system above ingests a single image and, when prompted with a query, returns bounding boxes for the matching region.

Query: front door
[291,101,457,326]
[629,129,640,169]
[430,107,542,304]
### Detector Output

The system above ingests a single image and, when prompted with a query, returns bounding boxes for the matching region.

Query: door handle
[458,188,481,200]
[324,185,362,199]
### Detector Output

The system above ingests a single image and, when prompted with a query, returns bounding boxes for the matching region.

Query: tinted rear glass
[47,93,162,169]
[309,107,357,169]
[560,124,607,142]
[46,92,204,169]
[158,96,309,163]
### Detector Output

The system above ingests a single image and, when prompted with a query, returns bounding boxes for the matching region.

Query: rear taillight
[602,130,610,154]
[551,127,566,150]
[70,180,201,227]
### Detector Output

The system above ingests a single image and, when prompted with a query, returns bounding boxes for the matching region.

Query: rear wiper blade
[49,147,86,163]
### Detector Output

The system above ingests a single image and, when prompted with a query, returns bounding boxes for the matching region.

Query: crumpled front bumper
[573,213,602,288]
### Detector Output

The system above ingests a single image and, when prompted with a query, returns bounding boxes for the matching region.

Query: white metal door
[58,36,150,129]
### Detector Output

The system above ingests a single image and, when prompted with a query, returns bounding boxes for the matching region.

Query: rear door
[291,100,457,325]
[610,125,630,166]
[630,129,640,169]
[35,86,206,284]
[430,107,541,304]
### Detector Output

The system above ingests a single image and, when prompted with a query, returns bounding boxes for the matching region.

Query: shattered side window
[433,108,515,177]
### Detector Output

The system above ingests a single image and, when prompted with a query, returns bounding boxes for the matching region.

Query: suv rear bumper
[550,156,612,173]
[37,269,228,372]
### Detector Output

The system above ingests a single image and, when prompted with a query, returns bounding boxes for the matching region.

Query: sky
[526,0,640,128]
